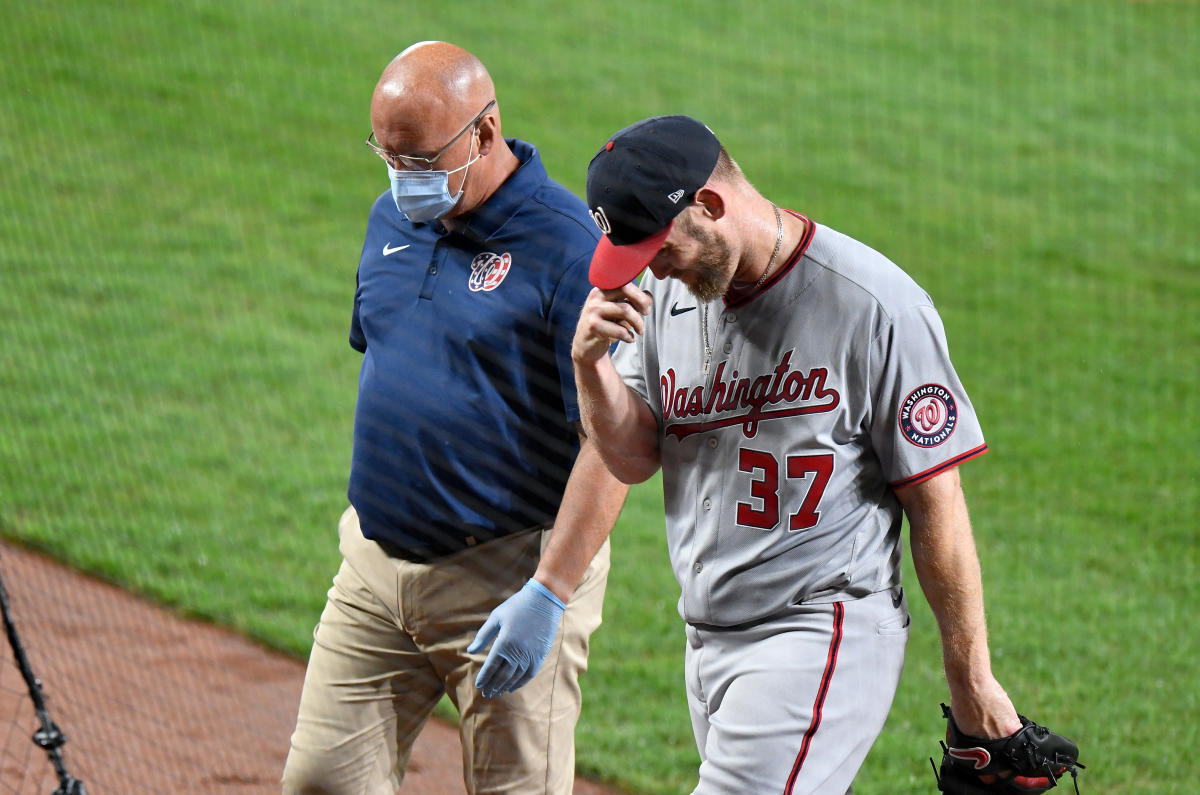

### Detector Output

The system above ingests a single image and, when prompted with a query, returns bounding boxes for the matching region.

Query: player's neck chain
[701,304,712,375]
[755,204,784,288]
[701,204,784,375]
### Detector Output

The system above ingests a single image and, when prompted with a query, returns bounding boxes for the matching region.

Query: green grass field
[2,1,1197,792]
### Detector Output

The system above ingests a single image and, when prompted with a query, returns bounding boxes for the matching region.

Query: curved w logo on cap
[591,206,612,234]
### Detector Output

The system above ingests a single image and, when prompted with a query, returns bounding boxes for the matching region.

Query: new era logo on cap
[586,115,721,289]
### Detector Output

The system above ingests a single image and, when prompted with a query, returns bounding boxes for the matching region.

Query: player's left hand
[932,703,1085,794]
[467,578,566,698]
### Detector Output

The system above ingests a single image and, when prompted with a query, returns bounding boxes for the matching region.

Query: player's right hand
[572,283,652,365]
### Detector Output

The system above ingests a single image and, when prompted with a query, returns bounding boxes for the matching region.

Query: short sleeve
[612,333,650,403]
[868,304,988,488]
[610,274,661,421]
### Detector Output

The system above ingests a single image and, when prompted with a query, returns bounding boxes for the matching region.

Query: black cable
[0,550,87,795]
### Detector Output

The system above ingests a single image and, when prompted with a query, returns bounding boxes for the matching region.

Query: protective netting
[0,2,1195,793]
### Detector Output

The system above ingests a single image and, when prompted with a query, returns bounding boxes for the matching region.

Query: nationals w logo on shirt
[661,351,840,440]
[468,252,512,292]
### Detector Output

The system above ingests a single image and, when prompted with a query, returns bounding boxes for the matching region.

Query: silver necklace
[756,204,784,288]
[702,204,784,375]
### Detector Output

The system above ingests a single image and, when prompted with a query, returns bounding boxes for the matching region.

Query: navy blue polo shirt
[347,139,601,554]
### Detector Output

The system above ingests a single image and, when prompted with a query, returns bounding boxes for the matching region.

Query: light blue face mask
[387,140,480,222]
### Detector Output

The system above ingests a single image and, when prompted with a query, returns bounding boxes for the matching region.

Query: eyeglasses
[366,99,496,171]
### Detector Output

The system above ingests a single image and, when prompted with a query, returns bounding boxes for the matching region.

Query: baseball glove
[931,703,1084,794]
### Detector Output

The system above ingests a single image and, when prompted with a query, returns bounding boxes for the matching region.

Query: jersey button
[724,313,737,324]
[693,561,703,573]
[706,437,717,448]
[428,265,438,274]
[723,342,732,354]
[702,498,712,511]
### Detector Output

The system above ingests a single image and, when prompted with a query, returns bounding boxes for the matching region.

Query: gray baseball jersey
[612,213,987,627]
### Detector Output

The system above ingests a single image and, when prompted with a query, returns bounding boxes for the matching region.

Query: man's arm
[468,284,660,697]
[897,466,1022,739]
[572,284,661,484]
[467,430,627,698]
[534,279,666,600]
[533,431,629,601]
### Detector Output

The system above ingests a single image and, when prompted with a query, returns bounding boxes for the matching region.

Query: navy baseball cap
[586,115,721,289]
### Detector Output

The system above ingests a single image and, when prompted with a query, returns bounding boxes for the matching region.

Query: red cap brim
[588,222,673,290]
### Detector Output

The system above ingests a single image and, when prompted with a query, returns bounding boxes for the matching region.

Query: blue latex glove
[467,578,566,699]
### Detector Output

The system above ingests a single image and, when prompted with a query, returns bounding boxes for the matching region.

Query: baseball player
[474,114,1055,794]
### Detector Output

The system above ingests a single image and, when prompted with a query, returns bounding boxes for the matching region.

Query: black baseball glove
[931,703,1084,794]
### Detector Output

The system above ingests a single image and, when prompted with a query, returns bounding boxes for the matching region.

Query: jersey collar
[723,211,815,309]
[456,138,546,245]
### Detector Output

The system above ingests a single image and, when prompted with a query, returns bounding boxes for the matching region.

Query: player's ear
[693,187,726,221]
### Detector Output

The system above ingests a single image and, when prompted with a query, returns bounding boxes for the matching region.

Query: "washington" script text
[661,351,840,439]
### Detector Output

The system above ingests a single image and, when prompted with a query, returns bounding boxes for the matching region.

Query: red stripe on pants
[784,601,845,794]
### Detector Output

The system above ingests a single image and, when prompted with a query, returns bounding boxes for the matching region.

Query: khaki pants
[282,507,609,794]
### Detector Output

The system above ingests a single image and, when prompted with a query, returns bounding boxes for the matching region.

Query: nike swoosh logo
[948,747,992,770]
[382,243,410,256]
[670,302,696,316]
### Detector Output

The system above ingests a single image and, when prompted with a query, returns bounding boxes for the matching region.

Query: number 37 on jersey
[736,449,833,532]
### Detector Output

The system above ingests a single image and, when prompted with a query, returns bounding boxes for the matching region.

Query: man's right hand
[571,284,652,365]
[467,578,566,699]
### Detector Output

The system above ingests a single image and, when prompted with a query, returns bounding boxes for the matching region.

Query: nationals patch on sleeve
[898,383,958,447]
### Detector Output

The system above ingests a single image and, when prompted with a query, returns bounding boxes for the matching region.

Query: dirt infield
[0,541,619,794]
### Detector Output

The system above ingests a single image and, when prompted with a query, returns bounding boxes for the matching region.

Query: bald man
[282,42,627,794]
